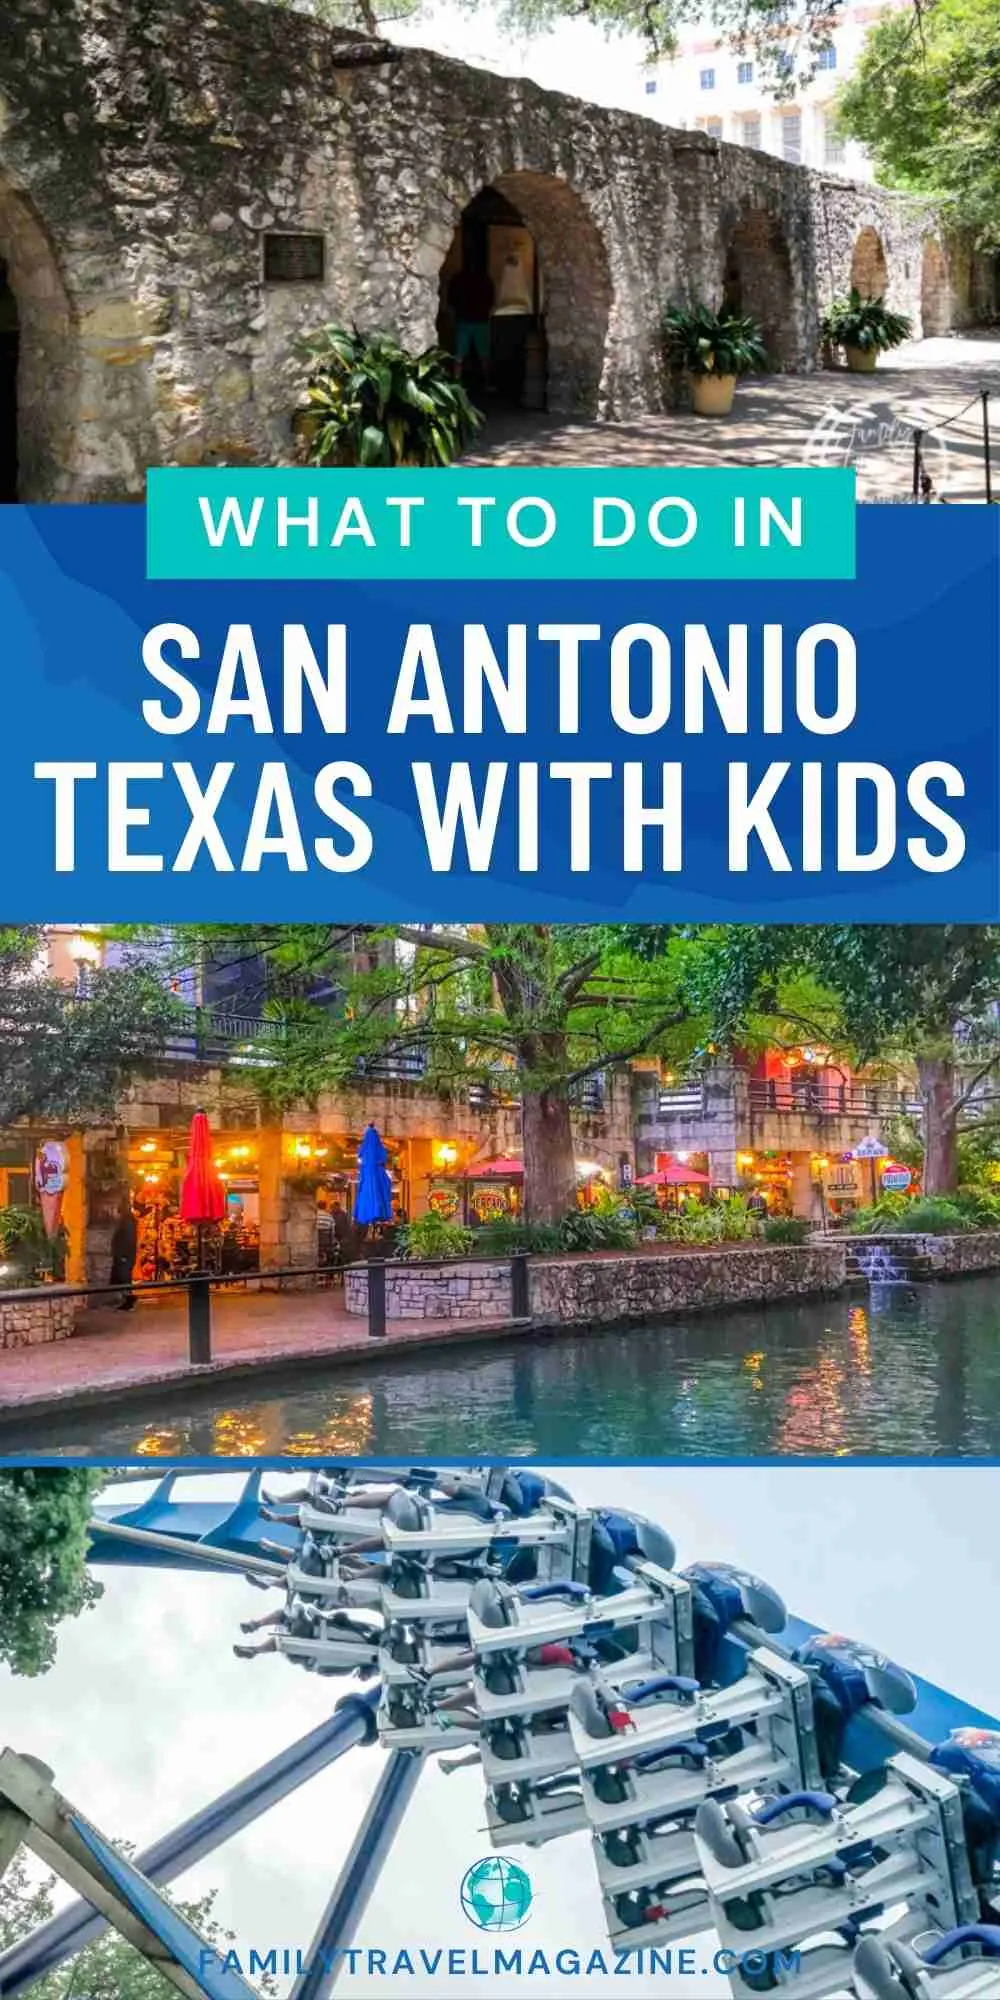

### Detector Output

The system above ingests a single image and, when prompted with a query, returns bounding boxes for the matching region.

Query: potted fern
[662,300,768,416]
[820,289,912,373]
[293,325,483,466]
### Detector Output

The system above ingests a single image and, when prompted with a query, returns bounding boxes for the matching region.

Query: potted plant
[293,324,483,466]
[820,289,912,373]
[662,301,768,416]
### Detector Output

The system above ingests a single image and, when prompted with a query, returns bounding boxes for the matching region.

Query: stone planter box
[0,1288,79,1349]
[345,1244,847,1326]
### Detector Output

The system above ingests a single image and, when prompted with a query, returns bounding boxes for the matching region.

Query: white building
[637,3,903,181]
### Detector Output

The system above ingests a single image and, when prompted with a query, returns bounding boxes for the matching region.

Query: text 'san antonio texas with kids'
[2,0,1000,1992]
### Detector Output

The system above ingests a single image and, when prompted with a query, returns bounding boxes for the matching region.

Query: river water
[13,1273,1000,1459]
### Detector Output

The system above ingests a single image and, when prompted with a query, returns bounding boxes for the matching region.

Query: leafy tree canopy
[836,0,1000,242]
[288,0,855,87]
[0,1469,104,1677]
[0,928,182,1130]
[0,1849,277,1997]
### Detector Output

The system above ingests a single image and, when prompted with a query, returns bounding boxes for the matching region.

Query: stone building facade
[0,0,989,501]
[44,1058,634,1288]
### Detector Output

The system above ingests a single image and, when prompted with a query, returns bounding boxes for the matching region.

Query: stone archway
[439,171,612,419]
[920,238,949,337]
[850,225,888,300]
[0,179,76,500]
[722,209,796,371]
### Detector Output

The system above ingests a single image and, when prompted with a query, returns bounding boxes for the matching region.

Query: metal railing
[0,1252,532,1382]
[747,1080,906,1118]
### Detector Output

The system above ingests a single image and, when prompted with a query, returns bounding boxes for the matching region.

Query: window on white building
[644,77,658,93]
[781,110,802,162]
[700,67,716,88]
[698,115,724,137]
[817,44,837,69]
[823,113,845,164]
[737,59,754,82]
[740,112,762,148]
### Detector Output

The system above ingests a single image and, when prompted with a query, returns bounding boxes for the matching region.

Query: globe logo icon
[460,1856,533,1931]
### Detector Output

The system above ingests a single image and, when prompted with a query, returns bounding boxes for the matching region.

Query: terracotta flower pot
[689,372,737,416]
[845,345,878,374]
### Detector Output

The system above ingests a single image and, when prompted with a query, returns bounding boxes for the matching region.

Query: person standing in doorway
[448,253,495,389]
[110,1196,138,1312]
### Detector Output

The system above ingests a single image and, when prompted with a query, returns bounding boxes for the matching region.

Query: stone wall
[0,1289,78,1348]
[345,1258,513,1320]
[527,1242,847,1325]
[0,0,986,499]
[344,1241,847,1322]
[848,1231,1000,1280]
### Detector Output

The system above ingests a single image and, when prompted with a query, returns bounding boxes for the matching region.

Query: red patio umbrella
[636,1162,711,1186]
[179,1109,227,1270]
[466,1156,524,1178]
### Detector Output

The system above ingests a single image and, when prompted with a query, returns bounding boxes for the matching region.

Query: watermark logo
[460,1857,533,1932]
[805,395,950,500]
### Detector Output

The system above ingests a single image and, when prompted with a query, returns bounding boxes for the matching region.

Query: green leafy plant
[719,1193,756,1241]
[845,1194,911,1233]
[662,301,768,378]
[295,325,483,467]
[951,1187,1000,1228]
[762,1215,811,1244]
[472,1218,563,1256]
[0,1206,56,1288]
[820,289,912,354]
[556,1208,640,1251]
[397,1212,475,1260]
[882,1196,969,1234]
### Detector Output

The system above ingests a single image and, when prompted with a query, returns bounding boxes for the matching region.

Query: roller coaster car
[854,1926,1000,1999]
[696,1755,978,1964]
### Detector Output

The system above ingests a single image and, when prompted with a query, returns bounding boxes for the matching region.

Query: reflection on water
[11,1277,1000,1459]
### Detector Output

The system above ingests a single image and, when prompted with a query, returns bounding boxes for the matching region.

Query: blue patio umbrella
[355,1121,394,1226]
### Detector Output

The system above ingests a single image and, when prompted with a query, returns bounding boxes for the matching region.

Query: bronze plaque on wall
[263,233,325,283]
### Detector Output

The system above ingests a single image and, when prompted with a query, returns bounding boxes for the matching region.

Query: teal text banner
[147,465,855,581]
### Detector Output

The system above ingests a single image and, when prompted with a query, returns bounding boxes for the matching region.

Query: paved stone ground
[466,334,1000,502]
[0,1290,521,1423]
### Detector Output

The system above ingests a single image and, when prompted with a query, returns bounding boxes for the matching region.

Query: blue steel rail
[1,1466,995,2000]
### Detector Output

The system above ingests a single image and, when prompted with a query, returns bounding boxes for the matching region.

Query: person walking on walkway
[110,1197,138,1312]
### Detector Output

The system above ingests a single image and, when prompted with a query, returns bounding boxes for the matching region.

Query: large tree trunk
[917,1053,958,1196]
[521,1088,576,1224]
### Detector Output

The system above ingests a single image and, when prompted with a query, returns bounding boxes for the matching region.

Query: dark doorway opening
[723,210,796,370]
[0,258,18,502]
[438,185,547,414]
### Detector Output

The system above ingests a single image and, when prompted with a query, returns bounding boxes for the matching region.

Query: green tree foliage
[0,928,181,1129]
[0,1469,104,1677]
[162,924,706,1222]
[288,0,851,87]
[0,1849,277,1998]
[836,0,1000,242]
[670,924,1000,1197]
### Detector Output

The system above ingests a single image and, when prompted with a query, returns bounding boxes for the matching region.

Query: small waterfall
[854,1243,906,1285]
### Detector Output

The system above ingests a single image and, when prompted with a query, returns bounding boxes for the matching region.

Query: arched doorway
[722,209,795,370]
[0,180,75,501]
[0,258,17,501]
[438,172,611,419]
[921,238,949,336]
[850,225,888,300]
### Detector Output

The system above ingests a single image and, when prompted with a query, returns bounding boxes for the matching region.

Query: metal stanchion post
[187,1275,212,1365]
[911,428,923,501]
[983,389,993,504]
[368,1258,387,1339]
[510,1251,529,1319]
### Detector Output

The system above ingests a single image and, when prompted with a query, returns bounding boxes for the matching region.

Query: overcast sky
[2,1467,998,1998]
[386,2,649,111]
